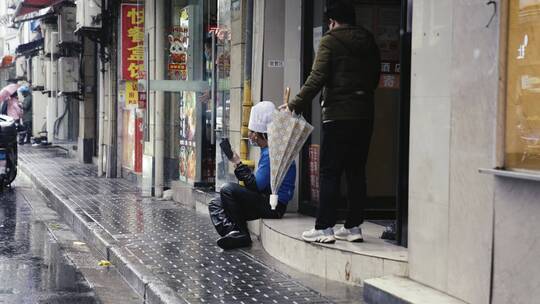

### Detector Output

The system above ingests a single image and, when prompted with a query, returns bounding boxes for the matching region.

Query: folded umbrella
[267,88,314,209]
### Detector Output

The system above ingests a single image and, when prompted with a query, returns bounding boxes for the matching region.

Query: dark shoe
[216,230,252,250]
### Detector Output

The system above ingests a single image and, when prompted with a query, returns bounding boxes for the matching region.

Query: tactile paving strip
[19,147,334,304]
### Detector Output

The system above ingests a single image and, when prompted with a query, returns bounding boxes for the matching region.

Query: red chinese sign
[121,4,144,81]
[135,115,143,173]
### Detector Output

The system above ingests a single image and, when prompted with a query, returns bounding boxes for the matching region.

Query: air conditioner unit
[45,31,59,54]
[58,6,77,44]
[58,57,79,93]
[15,56,27,79]
[45,59,58,92]
[32,56,46,88]
[76,0,102,31]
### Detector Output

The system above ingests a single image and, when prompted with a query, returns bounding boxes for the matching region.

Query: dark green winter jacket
[289,25,381,121]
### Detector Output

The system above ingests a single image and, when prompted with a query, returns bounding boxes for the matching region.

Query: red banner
[121,4,144,81]
[135,115,143,173]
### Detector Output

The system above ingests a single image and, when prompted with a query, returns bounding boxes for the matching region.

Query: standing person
[208,101,296,250]
[283,1,381,243]
[19,86,32,144]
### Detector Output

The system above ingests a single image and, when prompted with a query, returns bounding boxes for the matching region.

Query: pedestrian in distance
[2,91,23,125]
[281,0,381,244]
[209,101,296,250]
[18,86,32,145]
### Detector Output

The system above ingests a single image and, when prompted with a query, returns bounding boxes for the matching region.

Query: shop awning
[13,0,67,22]
[1,56,14,68]
[15,38,44,55]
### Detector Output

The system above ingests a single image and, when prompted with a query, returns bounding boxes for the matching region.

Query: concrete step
[261,215,408,286]
[363,276,467,304]
[192,189,408,287]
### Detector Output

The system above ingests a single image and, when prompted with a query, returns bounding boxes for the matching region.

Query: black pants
[23,121,32,143]
[209,182,286,237]
[315,119,373,230]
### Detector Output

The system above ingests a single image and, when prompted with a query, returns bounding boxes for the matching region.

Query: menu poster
[179,91,198,183]
[179,145,197,183]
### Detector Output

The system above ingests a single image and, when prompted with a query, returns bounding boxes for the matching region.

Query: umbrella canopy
[0,84,19,102]
[267,111,314,209]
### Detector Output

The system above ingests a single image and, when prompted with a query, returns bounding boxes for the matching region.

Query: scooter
[0,115,18,191]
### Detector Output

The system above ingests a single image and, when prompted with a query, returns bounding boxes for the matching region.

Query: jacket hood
[327,26,376,52]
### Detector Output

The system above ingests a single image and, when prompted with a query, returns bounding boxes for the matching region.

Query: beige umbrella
[267,88,314,209]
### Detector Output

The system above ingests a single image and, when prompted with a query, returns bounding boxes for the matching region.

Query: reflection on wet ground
[0,184,96,304]
[20,147,339,304]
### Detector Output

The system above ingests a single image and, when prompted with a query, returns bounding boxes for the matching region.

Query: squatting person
[208,101,296,250]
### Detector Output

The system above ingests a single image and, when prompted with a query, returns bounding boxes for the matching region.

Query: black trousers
[209,182,286,237]
[315,119,373,230]
[23,121,32,143]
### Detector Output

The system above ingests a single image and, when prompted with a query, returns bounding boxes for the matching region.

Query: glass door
[214,0,234,191]
[144,0,216,187]
[299,0,410,245]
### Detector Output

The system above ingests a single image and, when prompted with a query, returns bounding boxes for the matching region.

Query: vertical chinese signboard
[121,3,145,81]
[121,3,145,173]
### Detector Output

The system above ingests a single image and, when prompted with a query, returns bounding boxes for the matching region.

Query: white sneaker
[302,228,335,243]
[335,226,364,242]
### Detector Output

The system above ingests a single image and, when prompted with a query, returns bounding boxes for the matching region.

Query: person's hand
[230,152,241,166]
[278,104,290,112]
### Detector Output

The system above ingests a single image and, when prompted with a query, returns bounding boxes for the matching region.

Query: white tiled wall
[409,0,454,294]
[409,0,499,303]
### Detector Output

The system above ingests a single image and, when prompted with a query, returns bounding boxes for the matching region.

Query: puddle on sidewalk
[0,189,97,304]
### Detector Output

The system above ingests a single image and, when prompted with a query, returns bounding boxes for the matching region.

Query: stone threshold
[191,189,409,287]
[364,276,467,304]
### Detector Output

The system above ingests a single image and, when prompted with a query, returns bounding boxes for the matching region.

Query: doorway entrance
[298,0,411,246]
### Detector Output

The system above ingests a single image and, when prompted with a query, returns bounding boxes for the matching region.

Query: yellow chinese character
[128,63,144,79]
[127,45,144,61]
[128,26,144,43]
[127,8,144,25]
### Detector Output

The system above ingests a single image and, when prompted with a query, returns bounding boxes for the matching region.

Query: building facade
[9,0,540,303]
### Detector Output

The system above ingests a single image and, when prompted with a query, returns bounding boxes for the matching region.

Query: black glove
[234,163,258,192]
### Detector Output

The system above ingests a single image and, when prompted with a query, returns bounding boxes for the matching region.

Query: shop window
[505,0,540,171]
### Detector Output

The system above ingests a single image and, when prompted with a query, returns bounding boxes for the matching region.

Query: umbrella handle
[270,194,279,210]
[283,87,290,106]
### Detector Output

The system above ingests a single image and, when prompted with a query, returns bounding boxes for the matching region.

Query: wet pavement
[0,178,97,304]
[18,147,360,304]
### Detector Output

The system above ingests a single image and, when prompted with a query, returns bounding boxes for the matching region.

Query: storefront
[141,0,239,192]
[298,0,411,246]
